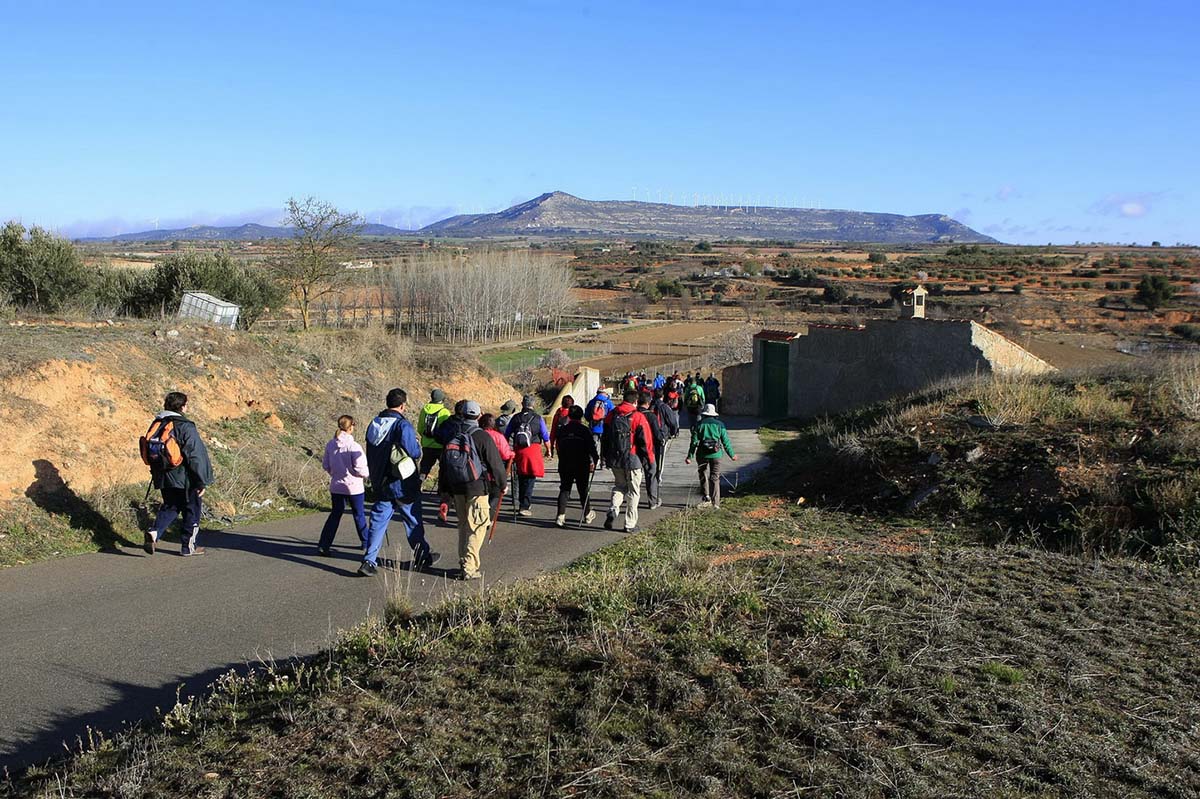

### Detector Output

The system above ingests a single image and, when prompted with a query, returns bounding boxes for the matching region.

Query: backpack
[367,416,416,480]
[602,411,639,471]
[512,410,539,449]
[140,418,185,470]
[697,421,723,457]
[589,398,607,424]
[685,385,703,408]
[421,405,444,439]
[442,428,484,487]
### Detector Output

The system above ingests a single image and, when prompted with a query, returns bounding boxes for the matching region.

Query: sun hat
[431,388,446,403]
[700,403,719,417]
[500,399,518,413]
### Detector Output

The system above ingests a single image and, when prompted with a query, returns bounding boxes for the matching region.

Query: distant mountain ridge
[83,192,996,244]
[422,191,997,244]
[81,222,410,242]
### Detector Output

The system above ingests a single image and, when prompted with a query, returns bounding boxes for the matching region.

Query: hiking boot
[414,550,441,571]
[456,570,482,582]
[316,547,332,557]
[697,498,712,509]
[437,503,449,524]
[518,508,533,517]
[624,526,639,534]
[143,530,157,555]
[603,512,615,530]
[357,561,378,577]
[182,547,207,557]
[555,514,566,528]
[584,510,596,524]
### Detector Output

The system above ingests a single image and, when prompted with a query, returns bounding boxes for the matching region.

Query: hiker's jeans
[609,466,643,531]
[698,459,722,507]
[454,493,490,578]
[319,492,367,551]
[364,497,427,566]
[516,476,537,510]
[557,466,591,516]
[643,454,660,505]
[151,487,202,553]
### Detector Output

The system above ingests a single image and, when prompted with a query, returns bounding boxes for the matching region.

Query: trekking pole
[577,464,595,528]
[509,463,518,519]
[487,486,507,542]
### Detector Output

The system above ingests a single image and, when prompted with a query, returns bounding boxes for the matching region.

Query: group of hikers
[137,367,737,582]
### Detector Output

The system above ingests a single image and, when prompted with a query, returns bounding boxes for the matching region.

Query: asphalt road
[0,416,766,772]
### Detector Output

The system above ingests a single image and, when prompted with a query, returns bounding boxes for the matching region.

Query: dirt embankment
[0,322,515,504]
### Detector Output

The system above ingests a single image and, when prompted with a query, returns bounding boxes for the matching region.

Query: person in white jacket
[318,415,370,556]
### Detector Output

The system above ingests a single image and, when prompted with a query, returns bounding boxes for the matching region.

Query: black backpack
[442,427,484,487]
[602,411,639,470]
[513,410,539,450]
[421,405,444,438]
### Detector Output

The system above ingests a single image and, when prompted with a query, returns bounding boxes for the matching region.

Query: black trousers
[557,466,591,516]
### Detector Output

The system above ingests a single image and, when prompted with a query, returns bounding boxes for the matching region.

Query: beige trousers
[454,494,491,577]
[609,466,643,531]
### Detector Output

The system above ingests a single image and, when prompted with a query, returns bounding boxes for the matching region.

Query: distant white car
[590,321,603,329]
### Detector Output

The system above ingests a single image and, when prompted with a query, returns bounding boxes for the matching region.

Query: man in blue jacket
[361,388,438,577]
[583,386,614,469]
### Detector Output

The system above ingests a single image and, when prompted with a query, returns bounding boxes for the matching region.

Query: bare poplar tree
[274,197,363,330]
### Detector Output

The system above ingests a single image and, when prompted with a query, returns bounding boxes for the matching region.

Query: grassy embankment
[0,322,505,568]
[7,362,1200,797]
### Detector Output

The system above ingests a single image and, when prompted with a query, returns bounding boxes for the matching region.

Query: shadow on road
[1,661,242,777]
[24,459,137,553]
[201,530,361,577]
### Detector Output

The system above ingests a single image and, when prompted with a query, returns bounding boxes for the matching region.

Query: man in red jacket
[601,389,655,533]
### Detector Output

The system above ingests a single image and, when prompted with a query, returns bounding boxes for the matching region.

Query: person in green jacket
[685,404,737,509]
[417,389,453,481]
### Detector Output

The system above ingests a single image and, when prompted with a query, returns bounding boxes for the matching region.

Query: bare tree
[274,197,363,330]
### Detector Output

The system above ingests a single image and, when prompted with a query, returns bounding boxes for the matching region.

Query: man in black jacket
[442,400,506,581]
[143,391,215,557]
[637,391,666,510]
[554,405,598,527]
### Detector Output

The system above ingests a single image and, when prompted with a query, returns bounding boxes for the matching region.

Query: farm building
[721,297,1054,419]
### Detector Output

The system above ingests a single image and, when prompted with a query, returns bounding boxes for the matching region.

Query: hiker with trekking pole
[684,403,737,509]
[553,404,599,528]
[440,400,506,581]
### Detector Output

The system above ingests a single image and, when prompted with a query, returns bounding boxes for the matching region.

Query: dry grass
[1165,354,1200,420]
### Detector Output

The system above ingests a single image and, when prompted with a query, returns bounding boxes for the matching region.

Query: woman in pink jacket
[318,415,370,556]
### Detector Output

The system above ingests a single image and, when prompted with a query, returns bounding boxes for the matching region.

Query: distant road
[473,317,662,352]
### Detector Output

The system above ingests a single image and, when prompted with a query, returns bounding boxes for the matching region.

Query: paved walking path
[0,417,766,772]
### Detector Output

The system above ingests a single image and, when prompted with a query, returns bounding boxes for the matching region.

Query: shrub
[1136,274,1176,310]
[0,222,93,312]
[866,251,887,264]
[1171,324,1200,343]
[1166,356,1200,421]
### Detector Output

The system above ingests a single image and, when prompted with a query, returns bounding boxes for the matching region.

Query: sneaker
[584,510,596,524]
[437,503,449,524]
[316,547,332,557]
[143,530,157,555]
[555,514,566,528]
[357,561,378,577]
[182,547,207,557]
[414,550,441,571]
[624,526,639,534]
[518,508,533,517]
[603,512,615,530]
[649,499,663,510]
[697,499,712,509]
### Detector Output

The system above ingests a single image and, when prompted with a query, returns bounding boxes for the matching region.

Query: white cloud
[1090,191,1165,219]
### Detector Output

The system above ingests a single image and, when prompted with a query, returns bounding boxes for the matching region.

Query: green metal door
[761,341,789,418]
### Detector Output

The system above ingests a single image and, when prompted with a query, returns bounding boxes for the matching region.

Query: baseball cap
[462,400,481,418]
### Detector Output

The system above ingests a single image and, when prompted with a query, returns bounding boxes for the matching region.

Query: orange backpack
[139,418,185,469]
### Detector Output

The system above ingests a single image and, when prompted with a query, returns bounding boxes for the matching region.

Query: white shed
[178,291,240,329]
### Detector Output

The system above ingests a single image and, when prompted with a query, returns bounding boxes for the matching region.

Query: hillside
[0,321,513,567]
[422,191,997,243]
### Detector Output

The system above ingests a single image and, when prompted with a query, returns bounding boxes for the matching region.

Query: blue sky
[1,0,1196,244]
